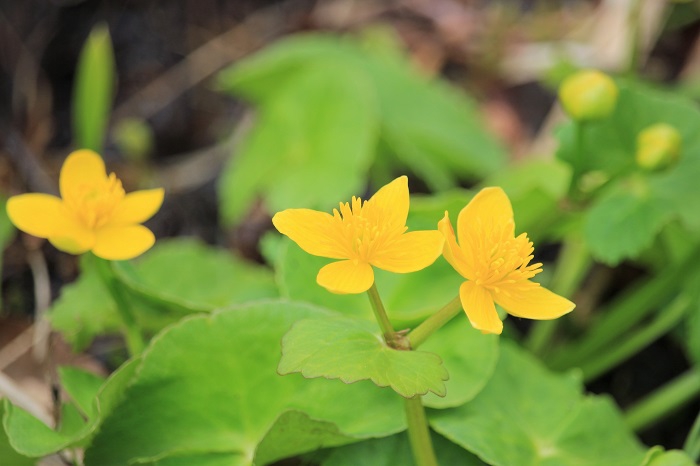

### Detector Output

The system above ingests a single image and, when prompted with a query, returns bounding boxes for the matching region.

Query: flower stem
[567,121,586,200]
[526,234,591,356]
[366,282,399,347]
[625,369,700,432]
[579,293,691,381]
[92,255,145,356]
[405,396,439,466]
[366,283,439,466]
[408,296,462,349]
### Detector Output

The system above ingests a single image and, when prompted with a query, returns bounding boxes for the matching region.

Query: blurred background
[2,0,700,455]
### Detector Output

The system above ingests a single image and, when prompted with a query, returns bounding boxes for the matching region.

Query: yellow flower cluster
[274,177,574,334]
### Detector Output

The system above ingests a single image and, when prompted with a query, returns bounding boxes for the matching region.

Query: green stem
[567,121,586,199]
[366,283,439,465]
[579,293,691,382]
[366,283,400,347]
[683,405,700,461]
[405,396,439,466]
[93,255,145,356]
[626,369,700,432]
[526,235,591,356]
[408,296,462,349]
[550,247,700,370]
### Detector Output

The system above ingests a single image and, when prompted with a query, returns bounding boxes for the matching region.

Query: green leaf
[47,256,121,351]
[49,239,278,350]
[421,320,498,409]
[278,316,448,398]
[133,453,247,466]
[641,447,697,466]
[217,34,349,101]
[0,404,35,466]
[218,58,378,225]
[321,432,486,466]
[649,145,700,231]
[72,23,115,152]
[430,343,646,466]
[584,180,670,265]
[84,301,405,466]
[364,54,506,189]
[255,411,355,465]
[3,358,138,457]
[58,367,105,419]
[117,238,278,311]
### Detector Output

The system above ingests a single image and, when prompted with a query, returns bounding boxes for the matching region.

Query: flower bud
[558,70,618,121]
[635,123,682,171]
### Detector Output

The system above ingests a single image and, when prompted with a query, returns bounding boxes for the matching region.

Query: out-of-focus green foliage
[72,23,115,152]
[48,238,278,350]
[216,33,507,225]
[3,358,138,457]
[556,80,700,264]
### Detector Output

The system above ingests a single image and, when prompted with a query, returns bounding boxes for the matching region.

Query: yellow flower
[272,176,444,294]
[439,187,574,334]
[7,149,164,260]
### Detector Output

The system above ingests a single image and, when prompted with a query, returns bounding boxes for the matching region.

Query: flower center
[332,196,405,262]
[66,173,125,229]
[470,219,542,290]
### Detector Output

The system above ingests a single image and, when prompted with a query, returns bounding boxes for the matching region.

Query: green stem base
[405,396,439,466]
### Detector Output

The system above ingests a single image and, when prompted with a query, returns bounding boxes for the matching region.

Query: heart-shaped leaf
[83,301,405,466]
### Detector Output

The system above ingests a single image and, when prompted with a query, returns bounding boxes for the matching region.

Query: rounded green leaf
[430,343,646,466]
[421,320,498,409]
[84,301,405,466]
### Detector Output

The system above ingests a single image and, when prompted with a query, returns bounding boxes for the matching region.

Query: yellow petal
[272,209,347,259]
[366,176,409,229]
[460,281,503,335]
[438,211,474,280]
[457,187,514,245]
[7,194,68,238]
[372,230,443,273]
[92,225,155,260]
[317,260,374,294]
[108,188,164,225]
[60,150,107,199]
[493,282,575,320]
[49,231,95,255]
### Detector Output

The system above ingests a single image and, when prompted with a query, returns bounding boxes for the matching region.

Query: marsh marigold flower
[272,176,444,294]
[7,149,164,260]
[439,187,574,334]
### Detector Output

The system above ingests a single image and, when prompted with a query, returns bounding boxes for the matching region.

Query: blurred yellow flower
[7,149,163,260]
[439,187,574,334]
[273,176,444,294]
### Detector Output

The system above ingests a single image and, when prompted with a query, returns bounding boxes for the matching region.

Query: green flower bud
[635,123,682,171]
[558,70,619,121]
